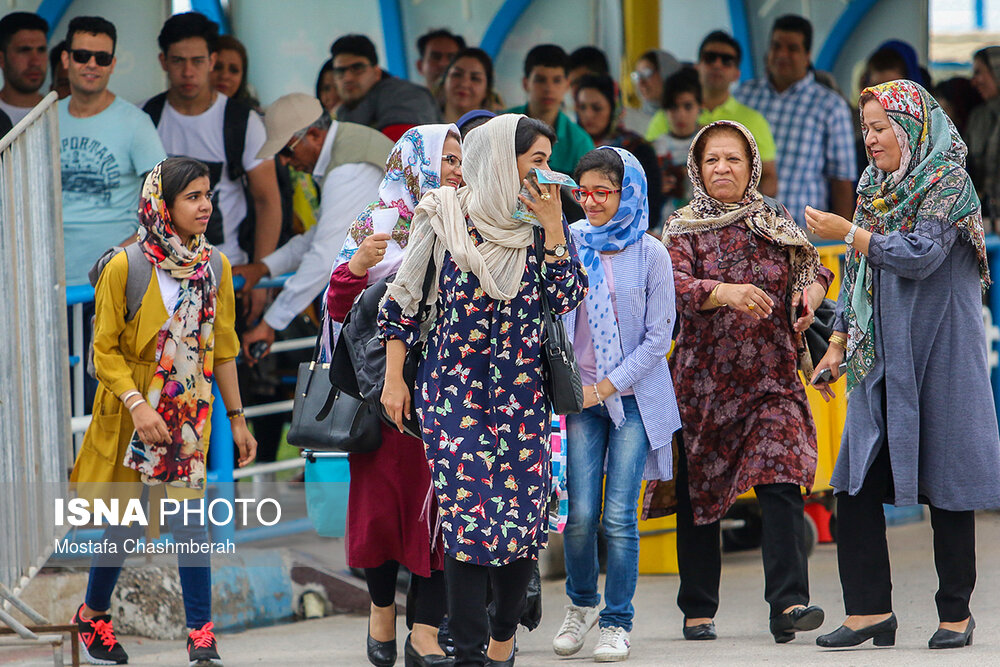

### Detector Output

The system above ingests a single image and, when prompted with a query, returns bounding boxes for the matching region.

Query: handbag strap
[532,227,557,337]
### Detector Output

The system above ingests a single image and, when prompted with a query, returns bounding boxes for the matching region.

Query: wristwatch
[844,224,858,245]
[544,243,568,258]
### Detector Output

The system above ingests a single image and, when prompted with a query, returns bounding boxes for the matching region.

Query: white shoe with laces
[593,625,630,662]
[552,604,599,656]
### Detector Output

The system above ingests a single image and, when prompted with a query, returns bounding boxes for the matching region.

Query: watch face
[555,245,567,257]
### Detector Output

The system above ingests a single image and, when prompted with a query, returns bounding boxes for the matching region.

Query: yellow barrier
[636,245,848,574]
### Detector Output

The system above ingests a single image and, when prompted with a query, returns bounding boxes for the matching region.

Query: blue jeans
[563,396,649,631]
[85,496,212,629]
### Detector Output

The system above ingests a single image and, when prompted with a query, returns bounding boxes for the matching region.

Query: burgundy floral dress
[668,223,832,525]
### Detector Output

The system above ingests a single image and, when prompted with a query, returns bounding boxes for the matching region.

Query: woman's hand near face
[520,179,563,233]
[804,206,852,240]
[347,232,391,277]
[810,343,846,402]
[714,283,774,319]
[131,402,171,445]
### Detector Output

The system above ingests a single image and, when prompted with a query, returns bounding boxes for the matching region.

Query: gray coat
[831,218,1000,510]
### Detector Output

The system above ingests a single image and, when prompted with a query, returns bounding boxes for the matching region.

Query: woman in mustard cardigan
[69,157,256,666]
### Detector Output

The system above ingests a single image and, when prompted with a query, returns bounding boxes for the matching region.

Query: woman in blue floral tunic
[379,114,587,666]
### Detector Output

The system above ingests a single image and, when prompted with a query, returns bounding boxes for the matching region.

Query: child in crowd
[652,68,702,225]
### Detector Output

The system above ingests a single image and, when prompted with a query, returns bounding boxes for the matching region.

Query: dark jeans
[445,556,535,667]
[835,443,976,622]
[675,436,810,619]
[85,497,212,629]
[364,560,446,628]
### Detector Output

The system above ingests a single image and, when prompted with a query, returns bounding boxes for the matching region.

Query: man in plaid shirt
[735,14,857,227]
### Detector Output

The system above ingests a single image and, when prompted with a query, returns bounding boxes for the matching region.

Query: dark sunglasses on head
[701,51,737,67]
[70,49,113,67]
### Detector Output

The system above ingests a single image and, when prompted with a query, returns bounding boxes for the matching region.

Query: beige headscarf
[384,113,535,316]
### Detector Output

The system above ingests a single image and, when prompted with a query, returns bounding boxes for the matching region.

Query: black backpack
[85,244,223,379]
[143,93,257,256]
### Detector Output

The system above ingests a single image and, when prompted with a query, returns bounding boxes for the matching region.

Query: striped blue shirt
[735,71,857,226]
[563,234,681,481]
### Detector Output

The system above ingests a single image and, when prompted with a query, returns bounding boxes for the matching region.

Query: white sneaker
[593,625,630,662]
[552,604,599,656]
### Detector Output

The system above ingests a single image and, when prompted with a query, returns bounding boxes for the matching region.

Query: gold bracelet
[828,334,848,348]
[709,283,726,308]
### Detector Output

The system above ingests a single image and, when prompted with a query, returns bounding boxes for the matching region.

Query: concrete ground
[5,512,1000,666]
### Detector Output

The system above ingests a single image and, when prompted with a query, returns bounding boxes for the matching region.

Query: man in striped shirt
[735,14,857,227]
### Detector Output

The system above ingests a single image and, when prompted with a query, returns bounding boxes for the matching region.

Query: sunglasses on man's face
[70,49,113,67]
[701,51,737,67]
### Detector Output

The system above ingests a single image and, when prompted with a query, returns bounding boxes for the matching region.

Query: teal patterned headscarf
[843,80,989,391]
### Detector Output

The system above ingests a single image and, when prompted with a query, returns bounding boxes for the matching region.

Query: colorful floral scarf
[333,123,459,285]
[570,146,649,427]
[842,80,989,390]
[123,161,217,489]
[665,120,823,373]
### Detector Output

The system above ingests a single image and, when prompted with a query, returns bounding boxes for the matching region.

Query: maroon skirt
[346,423,444,577]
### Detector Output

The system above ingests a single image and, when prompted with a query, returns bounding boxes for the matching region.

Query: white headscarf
[384,113,535,316]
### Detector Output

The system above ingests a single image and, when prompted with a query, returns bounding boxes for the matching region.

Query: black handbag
[803,298,837,367]
[287,318,381,452]
[339,261,439,439]
[533,228,584,415]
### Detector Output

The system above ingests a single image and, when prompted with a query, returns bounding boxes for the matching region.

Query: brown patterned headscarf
[665,120,824,371]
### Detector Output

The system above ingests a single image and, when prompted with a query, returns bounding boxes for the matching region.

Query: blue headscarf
[569,146,649,427]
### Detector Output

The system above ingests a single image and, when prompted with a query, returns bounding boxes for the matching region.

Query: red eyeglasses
[571,188,622,204]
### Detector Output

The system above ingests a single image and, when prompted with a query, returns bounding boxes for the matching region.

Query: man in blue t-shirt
[58,16,164,286]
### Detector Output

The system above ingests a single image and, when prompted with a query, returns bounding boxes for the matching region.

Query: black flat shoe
[367,623,397,666]
[929,616,975,649]
[816,613,897,648]
[682,619,717,640]
[484,647,514,666]
[770,605,825,643]
[403,634,453,666]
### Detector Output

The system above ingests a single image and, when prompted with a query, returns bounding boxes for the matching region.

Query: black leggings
[835,444,976,622]
[675,435,810,619]
[445,556,535,667]
[365,561,447,628]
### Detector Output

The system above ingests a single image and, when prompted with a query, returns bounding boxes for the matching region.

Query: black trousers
[445,556,535,667]
[365,560,447,629]
[675,436,810,619]
[834,443,976,622]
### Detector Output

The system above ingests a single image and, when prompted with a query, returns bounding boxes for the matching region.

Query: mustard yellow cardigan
[70,249,239,505]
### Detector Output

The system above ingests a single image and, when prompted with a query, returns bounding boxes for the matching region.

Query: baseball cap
[256,93,324,159]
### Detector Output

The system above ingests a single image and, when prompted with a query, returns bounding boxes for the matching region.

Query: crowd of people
[3,7,1000,667]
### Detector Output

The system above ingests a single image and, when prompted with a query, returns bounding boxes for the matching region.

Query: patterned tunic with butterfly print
[380,219,587,566]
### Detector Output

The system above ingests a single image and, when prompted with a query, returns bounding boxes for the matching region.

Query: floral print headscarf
[123,160,217,489]
[569,146,648,427]
[334,123,460,285]
[842,80,989,390]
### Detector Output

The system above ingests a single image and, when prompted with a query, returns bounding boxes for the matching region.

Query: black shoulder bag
[287,317,381,452]
[533,228,584,415]
[339,261,439,439]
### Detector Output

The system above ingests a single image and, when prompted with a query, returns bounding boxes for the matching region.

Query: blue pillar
[378,0,408,78]
[35,0,75,38]
[207,382,236,542]
[481,0,533,60]
[976,0,986,30]
[727,0,755,82]
[815,0,880,73]
[190,0,231,34]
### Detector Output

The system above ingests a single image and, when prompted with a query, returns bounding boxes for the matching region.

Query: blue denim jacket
[562,234,681,480]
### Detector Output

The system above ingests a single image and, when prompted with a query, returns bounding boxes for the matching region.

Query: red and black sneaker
[72,604,128,665]
[187,622,223,666]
